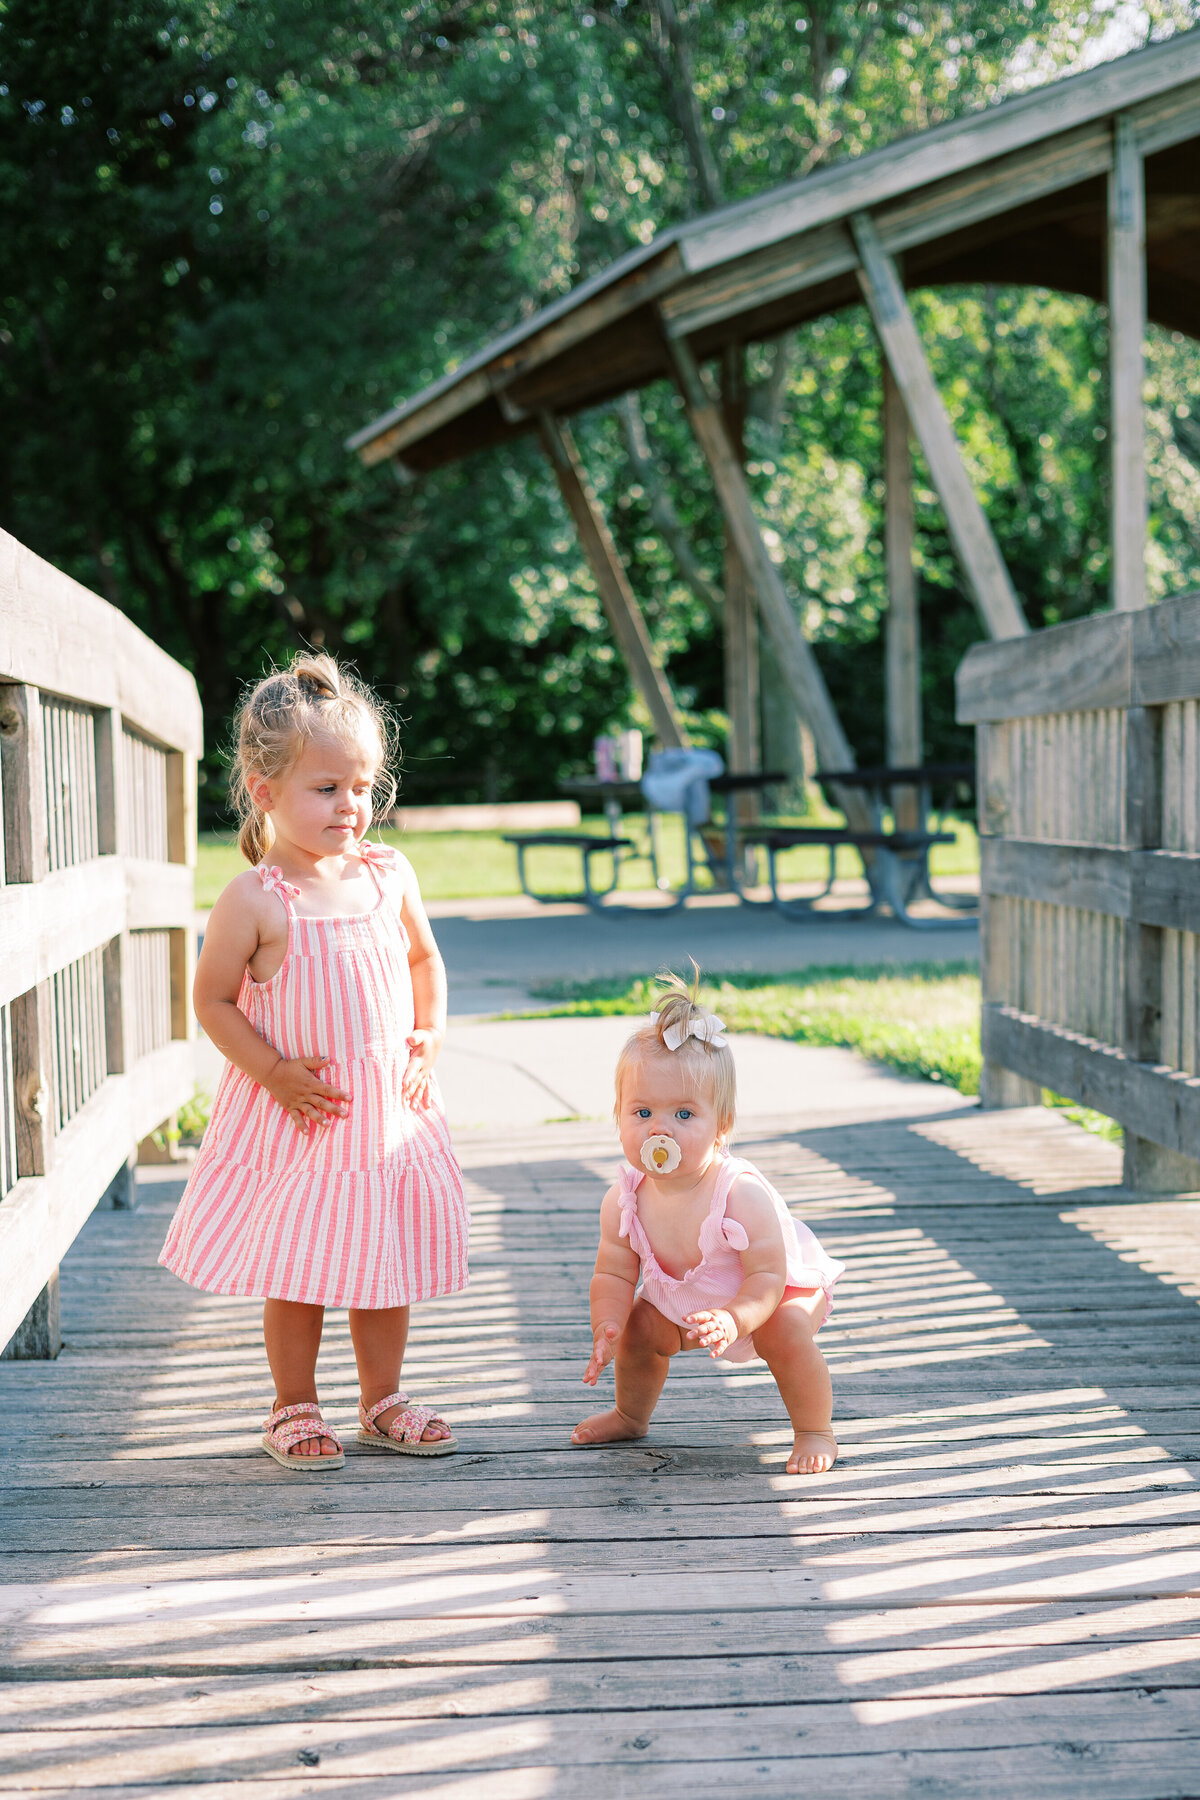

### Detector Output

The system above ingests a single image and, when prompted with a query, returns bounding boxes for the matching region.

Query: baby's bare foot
[571,1407,647,1447]
[787,1431,838,1475]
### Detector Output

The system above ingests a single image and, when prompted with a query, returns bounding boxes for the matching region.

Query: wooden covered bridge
[3,32,1200,1800]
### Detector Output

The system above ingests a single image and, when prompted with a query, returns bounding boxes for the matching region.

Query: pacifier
[640,1134,681,1175]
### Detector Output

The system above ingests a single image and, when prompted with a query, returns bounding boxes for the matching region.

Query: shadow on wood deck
[1,1100,1199,1797]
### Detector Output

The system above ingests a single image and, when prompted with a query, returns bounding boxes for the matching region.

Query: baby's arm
[685,1172,787,1357]
[392,850,447,1108]
[194,873,349,1132]
[583,1185,642,1385]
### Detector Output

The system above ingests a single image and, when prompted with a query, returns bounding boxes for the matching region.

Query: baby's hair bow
[653,1011,729,1052]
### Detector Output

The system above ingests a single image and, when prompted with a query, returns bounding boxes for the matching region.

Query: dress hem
[157,1255,469,1310]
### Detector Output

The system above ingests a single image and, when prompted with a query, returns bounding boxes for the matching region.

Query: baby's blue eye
[676,1108,693,1121]
[635,1108,651,1120]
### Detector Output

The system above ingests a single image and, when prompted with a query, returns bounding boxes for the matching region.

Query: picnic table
[504,765,975,925]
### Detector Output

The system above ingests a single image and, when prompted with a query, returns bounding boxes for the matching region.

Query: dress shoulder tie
[256,865,300,902]
[360,840,401,873]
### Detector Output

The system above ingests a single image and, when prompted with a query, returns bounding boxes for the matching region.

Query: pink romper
[618,1153,845,1363]
[160,845,469,1309]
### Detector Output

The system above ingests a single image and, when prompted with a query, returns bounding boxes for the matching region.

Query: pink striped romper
[160,845,469,1309]
[618,1153,844,1362]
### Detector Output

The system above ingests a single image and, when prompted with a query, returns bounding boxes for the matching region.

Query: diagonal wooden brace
[852,211,1027,643]
[663,333,873,834]
[539,413,688,750]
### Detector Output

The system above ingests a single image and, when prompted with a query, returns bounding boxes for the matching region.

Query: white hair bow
[653,1011,729,1052]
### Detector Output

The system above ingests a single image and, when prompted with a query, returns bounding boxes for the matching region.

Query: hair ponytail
[237,807,274,866]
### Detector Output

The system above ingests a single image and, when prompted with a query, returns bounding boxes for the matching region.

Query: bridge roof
[348,31,1200,476]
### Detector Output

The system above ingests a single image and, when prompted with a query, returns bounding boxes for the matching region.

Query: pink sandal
[261,1402,345,1471]
[357,1392,458,1457]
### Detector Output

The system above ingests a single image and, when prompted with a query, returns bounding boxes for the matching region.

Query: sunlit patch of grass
[522,965,1121,1142]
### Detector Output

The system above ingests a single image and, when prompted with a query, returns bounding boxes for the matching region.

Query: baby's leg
[752,1290,837,1474]
[348,1305,451,1443]
[263,1298,338,1457]
[572,1298,684,1446]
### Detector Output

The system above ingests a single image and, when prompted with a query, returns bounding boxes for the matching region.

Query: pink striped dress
[160,845,469,1309]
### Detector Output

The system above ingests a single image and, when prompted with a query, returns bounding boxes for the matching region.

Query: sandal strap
[359,1392,447,1446]
[263,1402,342,1453]
[360,1391,410,1429]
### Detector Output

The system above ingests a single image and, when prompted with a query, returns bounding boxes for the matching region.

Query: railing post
[1123,704,1200,1189]
[0,684,48,884]
[0,1268,61,1360]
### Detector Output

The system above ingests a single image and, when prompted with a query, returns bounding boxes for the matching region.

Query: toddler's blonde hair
[228,651,399,865]
[615,966,737,1142]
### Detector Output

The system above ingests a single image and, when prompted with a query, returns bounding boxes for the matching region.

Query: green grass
[196,815,980,909]
[521,964,1122,1143]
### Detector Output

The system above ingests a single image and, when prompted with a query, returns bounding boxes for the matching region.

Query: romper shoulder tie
[709,1154,750,1251]
[256,865,300,902]
[616,1163,643,1243]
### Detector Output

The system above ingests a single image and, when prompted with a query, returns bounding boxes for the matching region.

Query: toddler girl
[161,653,469,1469]
[572,972,844,1474]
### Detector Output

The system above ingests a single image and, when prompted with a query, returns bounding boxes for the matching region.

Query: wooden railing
[0,528,200,1354]
[958,589,1200,1189]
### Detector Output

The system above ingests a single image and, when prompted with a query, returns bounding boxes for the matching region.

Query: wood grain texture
[6,1105,1200,1793]
[0,533,201,755]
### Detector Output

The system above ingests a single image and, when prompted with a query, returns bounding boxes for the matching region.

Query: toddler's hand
[685,1308,738,1358]
[402,1028,443,1108]
[267,1056,349,1134]
[582,1321,621,1386]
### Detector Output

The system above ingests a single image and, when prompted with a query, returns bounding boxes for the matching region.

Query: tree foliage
[1,0,1198,814]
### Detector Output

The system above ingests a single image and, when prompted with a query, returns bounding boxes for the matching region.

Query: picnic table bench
[501,831,636,906]
[743,824,958,926]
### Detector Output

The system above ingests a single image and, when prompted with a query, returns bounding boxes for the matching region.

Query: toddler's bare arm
[583,1186,641,1384]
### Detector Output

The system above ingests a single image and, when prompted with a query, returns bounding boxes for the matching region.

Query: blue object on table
[641,749,725,827]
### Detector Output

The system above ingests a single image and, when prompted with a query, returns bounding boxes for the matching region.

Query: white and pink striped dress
[160,845,469,1309]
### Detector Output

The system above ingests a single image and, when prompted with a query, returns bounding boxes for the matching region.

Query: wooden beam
[537,415,687,750]
[720,350,761,788]
[664,334,873,832]
[1109,112,1148,614]
[852,212,1027,643]
[883,360,921,833]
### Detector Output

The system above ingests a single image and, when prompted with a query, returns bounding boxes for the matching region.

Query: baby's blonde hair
[228,651,399,865]
[615,966,737,1142]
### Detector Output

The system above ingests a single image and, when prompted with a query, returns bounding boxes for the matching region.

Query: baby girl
[572,972,844,1474]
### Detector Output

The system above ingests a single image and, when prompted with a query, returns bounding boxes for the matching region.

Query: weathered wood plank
[1108,113,1148,614]
[0,533,201,755]
[5,1687,1200,1785]
[957,611,1132,723]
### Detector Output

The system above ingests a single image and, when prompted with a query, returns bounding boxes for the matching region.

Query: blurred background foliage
[2,0,1199,819]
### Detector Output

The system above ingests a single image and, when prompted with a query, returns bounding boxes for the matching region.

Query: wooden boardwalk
[2,1097,1200,1796]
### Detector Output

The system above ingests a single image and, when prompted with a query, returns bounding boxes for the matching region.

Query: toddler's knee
[625,1298,675,1353]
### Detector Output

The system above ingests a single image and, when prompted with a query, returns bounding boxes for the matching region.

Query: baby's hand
[402,1029,443,1108]
[685,1308,738,1358]
[267,1055,349,1134]
[582,1321,621,1386]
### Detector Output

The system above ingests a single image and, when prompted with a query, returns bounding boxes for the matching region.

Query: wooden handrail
[0,527,200,1357]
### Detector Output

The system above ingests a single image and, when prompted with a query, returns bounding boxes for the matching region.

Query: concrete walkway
[430,886,977,1017]
[437,1015,972,1130]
